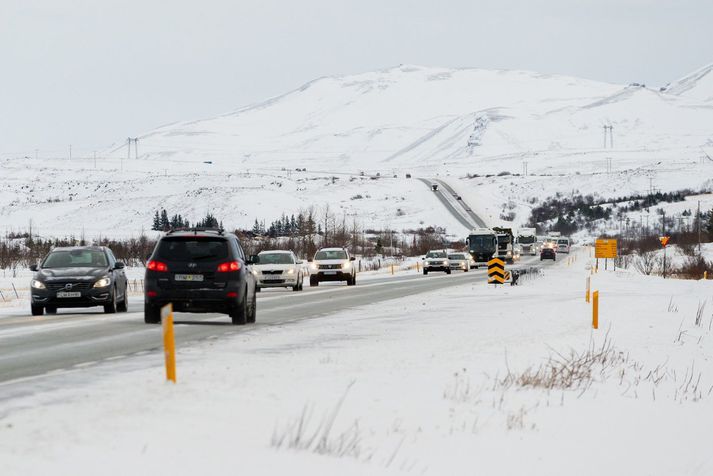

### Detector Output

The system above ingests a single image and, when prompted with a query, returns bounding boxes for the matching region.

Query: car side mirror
[249,255,260,264]
[29,264,38,272]
[296,260,303,265]
[350,256,355,261]
[307,258,313,263]
[114,262,125,270]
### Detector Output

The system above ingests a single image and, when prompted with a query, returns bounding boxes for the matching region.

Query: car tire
[464,267,469,273]
[230,293,248,325]
[144,303,161,324]
[256,286,261,293]
[446,269,451,275]
[298,278,304,291]
[45,306,57,314]
[247,291,256,324]
[104,291,117,314]
[31,305,44,316]
[347,275,355,286]
[423,269,428,275]
[292,283,300,291]
[117,293,128,312]
[310,276,319,287]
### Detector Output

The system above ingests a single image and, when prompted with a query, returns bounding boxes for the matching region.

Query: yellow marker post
[161,303,177,383]
[592,291,599,329]
[585,276,590,303]
[390,264,394,275]
[704,270,708,280]
[416,262,420,273]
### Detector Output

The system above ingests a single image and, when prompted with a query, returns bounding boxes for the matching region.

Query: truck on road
[517,227,537,256]
[493,227,516,264]
[466,228,498,267]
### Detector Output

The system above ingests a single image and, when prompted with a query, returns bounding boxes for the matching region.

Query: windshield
[426,251,447,259]
[315,250,347,260]
[448,254,465,260]
[468,235,496,252]
[518,236,535,244]
[258,253,294,264]
[558,239,569,245]
[156,237,229,262]
[43,250,108,268]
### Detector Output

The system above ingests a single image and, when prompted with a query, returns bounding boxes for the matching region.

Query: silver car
[448,253,470,272]
[254,250,304,292]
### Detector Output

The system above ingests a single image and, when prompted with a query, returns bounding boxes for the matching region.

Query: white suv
[254,250,304,292]
[309,248,356,286]
[423,250,451,275]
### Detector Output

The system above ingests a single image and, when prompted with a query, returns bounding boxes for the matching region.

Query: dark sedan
[540,246,556,261]
[30,246,128,315]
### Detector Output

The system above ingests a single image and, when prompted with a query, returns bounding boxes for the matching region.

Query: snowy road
[0,257,547,387]
[417,178,485,230]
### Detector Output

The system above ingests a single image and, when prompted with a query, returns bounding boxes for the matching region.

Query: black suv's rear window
[156,237,229,262]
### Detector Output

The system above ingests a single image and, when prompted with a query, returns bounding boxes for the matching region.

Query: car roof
[318,247,347,251]
[258,250,293,254]
[51,246,107,252]
[162,231,230,239]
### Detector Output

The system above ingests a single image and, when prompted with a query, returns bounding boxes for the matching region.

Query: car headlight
[310,262,318,270]
[93,277,111,288]
[287,268,295,275]
[442,260,449,265]
[31,279,46,290]
[342,261,351,269]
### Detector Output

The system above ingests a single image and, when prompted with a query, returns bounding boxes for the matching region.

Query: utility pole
[522,161,528,176]
[698,200,702,253]
[603,125,608,148]
[609,125,614,148]
[606,158,612,174]
[69,144,72,160]
[93,151,97,169]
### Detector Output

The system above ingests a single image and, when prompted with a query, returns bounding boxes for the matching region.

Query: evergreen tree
[252,219,262,235]
[160,209,170,231]
[152,211,161,231]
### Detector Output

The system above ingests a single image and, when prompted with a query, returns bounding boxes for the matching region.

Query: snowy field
[2,63,713,239]
[2,248,712,475]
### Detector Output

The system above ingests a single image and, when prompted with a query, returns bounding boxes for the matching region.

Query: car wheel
[347,274,355,286]
[292,282,300,291]
[298,278,304,291]
[144,303,161,324]
[423,269,428,275]
[310,276,319,287]
[464,267,469,273]
[45,306,57,314]
[248,291,257,323]
[104,291,117,314]
[31,305,44,316]
[229,293,248,325]
[446,269,451,275]
[117,293,128,312]
[256,286,261,293]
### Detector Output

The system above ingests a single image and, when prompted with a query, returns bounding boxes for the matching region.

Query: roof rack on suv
[166,227,225,235]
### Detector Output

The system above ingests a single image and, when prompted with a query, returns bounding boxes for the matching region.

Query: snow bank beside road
[1,250,712,475]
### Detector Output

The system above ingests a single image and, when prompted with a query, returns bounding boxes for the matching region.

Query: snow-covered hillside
[2,64,713,239]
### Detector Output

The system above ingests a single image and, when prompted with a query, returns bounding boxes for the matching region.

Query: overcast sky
[1,0,711,156]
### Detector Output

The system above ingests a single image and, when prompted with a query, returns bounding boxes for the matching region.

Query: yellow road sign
[595,239,617,259]
[659,236,670,247]
[488,258,505,284]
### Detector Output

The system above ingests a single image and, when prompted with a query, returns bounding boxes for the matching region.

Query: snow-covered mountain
[2,64,713,239]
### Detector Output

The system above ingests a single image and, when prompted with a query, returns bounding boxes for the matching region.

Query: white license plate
[57,291,81,298]
[175,274,204,282]
[264,276,282,281]
[324,271,337,275]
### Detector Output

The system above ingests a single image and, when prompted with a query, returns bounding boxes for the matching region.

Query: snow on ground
[2,248,713,475]
[2,64,713,238]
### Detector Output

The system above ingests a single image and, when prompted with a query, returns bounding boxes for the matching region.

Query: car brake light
[147,260,168,272]
[147,291,157,297]
[217,261,241,272]
[226,292,238,298]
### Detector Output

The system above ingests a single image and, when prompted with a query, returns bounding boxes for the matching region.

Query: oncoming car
[556,238,571,254]
[253,250,304,292]
[309,247,356,286]
[423,250,451,275]
[29,246,128,316]
[540,246,556,261]
[448,253,470,272]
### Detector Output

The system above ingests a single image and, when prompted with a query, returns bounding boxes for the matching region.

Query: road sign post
[488,258,506,285]
[659,236,670,279]
[595,239,617,273]
[161,304,177,383]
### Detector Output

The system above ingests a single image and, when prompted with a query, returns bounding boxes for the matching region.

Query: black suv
[30,246,128,315]
[144,228,257,325]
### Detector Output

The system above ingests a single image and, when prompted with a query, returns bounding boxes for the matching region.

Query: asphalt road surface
[417,178,486,230]
[0,257,548,389]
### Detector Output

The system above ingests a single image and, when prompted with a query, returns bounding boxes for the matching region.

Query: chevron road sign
[488,258,506,284]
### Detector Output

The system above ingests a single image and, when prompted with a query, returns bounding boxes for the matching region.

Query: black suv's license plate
[174,274,204,282]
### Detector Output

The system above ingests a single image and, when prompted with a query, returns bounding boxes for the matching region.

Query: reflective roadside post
[161,303,176,383]
[592,291,599,330]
